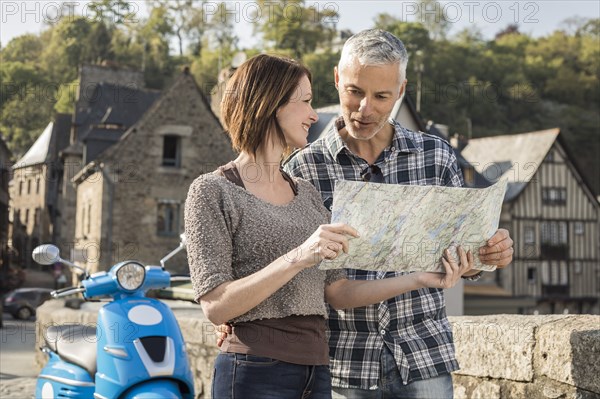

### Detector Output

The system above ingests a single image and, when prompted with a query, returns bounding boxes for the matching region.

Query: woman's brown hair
[220,54,312,156]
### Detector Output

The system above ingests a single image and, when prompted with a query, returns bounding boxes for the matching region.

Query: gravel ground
[0,377,36,398]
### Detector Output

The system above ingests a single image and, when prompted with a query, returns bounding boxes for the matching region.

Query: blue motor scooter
[32,237,194,399]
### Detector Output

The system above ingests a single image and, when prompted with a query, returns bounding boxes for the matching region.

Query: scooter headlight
[115,262,146,291]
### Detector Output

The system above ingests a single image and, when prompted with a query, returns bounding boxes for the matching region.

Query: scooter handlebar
[51,286,85,298]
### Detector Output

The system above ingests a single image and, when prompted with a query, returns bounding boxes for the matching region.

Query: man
[283,29,513,398]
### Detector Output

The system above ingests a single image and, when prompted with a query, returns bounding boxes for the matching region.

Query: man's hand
[215,323,231,347]
[415,246,475,289]
[479,228,513,268]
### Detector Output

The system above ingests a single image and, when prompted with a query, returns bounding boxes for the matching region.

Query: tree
[416,0,450,40]
[87,0,136,27]
[54,79,80,114]
[303,51,339,107]
[85,21,115,64]
[0,90,54,156]
[373,15,432,55]
[202,2,239,73]
[150,0,207,56]
[40,16,94,82]
[136,5,176,88]
[0,34,44,63]
[251,0,338,58]
[0,61,54,155]
[0,62,46,108]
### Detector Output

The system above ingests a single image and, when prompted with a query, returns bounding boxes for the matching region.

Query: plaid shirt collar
[325,116,422,162]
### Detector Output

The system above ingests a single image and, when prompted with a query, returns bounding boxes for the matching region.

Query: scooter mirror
[33,244,61,265]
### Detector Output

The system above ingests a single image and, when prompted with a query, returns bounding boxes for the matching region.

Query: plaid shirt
[283,117,463,389]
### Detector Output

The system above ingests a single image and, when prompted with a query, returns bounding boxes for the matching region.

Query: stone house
[9,115,71,269]
[72,68,234,274]
[7,64,153,271]
[59,64,154,259]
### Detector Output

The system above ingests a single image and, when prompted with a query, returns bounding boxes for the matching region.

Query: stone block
[472,380,501,399]
[536,315,600,394]
[450,315,564,381]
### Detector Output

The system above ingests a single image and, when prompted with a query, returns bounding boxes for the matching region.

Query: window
[162,136,181,168]
[25,209,29,224]
[542,188,566,205]
[524,226,536,244]
[542,261,568,286]
[36,178,40,194]
[157,200,180,236]
[541,221,568,259]
[27,179,31,194]
[527,267,537,284]
[574,222,584,236]
[541,221,567,245]
[19,181,23,196]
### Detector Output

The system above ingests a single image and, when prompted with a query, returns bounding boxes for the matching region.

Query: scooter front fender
[121,379,184,399]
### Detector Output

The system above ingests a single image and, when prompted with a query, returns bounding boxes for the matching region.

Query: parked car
[2,288,53,320]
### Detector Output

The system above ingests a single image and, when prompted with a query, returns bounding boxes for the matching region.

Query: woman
[184,54,474,399]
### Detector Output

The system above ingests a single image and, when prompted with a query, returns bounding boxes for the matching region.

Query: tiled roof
[461,129,560,201]
[76,83,161,143]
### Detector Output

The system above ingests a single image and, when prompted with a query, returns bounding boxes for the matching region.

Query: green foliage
[87,0,136,26]
[41,17,93,82]
[0,6,597,192]
[374,16,432,55]
[303,51,339,107]
[150,0,207,56]
[251,0,338,58]
[1,34,44,63]
[0,90,54,157]
[0,61,53,155]
[54,79,80,114]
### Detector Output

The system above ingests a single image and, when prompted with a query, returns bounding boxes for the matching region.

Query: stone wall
[35,301,599,399]
[449,315,599,398]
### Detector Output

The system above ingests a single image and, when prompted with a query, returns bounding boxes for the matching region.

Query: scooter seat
[44,325,97,376]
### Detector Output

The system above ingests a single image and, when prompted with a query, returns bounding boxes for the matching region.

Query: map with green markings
[321,179,508,273]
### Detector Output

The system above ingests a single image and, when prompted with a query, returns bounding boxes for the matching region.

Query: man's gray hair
[339,29,409,80]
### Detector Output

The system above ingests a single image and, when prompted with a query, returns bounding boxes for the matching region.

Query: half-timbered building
[460,128,599,314]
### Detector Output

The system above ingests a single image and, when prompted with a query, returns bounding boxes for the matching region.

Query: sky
[1,1,599,51]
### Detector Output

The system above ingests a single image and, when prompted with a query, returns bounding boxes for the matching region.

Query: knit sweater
[184,172,345,323]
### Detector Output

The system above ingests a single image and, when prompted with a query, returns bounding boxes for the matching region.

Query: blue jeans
[212,353,332,399]
[331,347,453,399]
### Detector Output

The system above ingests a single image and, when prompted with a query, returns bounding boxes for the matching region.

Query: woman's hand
[288,223,359,269]
[414,246,475,289]
[215,323,231,347]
